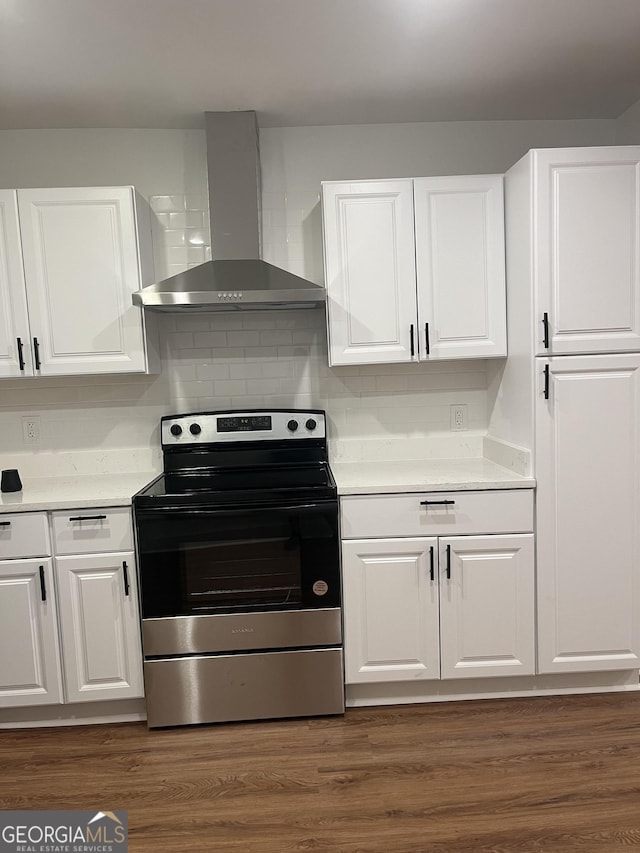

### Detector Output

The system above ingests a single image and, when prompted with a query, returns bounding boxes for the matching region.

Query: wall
[0,119,618,475]
[616,97,640,143]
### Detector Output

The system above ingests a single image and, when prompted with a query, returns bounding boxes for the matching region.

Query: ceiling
[2,0,640,130]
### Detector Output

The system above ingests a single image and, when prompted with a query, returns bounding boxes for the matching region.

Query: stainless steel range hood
[133,111,325,312]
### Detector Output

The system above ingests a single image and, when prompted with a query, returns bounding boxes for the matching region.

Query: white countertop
[331,457,535,495]
[0,472,158,513]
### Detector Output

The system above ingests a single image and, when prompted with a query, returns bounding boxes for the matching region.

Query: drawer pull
[445,544,451,580]
[68,514,107,522]
[420,500,456,506]
[0,521,11,527]
[122,561,130,596]
[39,565,47,602]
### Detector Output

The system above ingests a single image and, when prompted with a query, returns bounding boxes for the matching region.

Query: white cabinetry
[535,354,640,673]
[341,491,535,686]
[0,186,157,378]
[322,175,506,366]
[0,514,63,706]
[491,145,640,678]
[533,148,640,356]
[0,507,144,709]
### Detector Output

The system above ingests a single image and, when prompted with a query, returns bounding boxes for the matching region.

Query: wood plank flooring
[2,693,640,852]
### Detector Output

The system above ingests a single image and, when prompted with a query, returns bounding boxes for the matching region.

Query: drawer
[51,507,133,555]
[0,512,50,559]
[340,489,534,539]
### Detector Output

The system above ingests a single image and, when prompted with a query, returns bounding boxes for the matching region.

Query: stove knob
[170,424,182,437]
[305,418,317,431]
[189,423,202,435]
[287,419,299,432]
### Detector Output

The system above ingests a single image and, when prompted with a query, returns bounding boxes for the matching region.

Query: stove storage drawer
[51,507,134,555]
[0,512,50,559]
[340,489,534,539]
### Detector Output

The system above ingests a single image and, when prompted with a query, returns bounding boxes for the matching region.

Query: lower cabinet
[0,508,144,710]
[0,558,63,706]
[343,534,535,683]
[56,552,143,703]
[340,489,536,688]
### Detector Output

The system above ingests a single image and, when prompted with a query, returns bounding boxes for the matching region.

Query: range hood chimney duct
[133,110,326,312]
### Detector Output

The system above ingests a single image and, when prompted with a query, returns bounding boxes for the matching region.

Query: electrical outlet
[22,416,41,444]
[450,404,467,431]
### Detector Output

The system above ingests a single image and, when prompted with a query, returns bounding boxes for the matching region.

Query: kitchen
[2,0,640,850]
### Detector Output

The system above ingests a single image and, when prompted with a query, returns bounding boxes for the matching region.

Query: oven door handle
[136,503,333,519]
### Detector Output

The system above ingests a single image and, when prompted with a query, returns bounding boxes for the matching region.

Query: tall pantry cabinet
[489,146,640,674]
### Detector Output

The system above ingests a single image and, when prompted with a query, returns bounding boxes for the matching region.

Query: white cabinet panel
[439,535,535,679]
[322,181,417,365]
[536,354,640,673]
[535,147,640,355]
[17,187,149,375]
[0,190,31,377]
[0,512,50,560]
[414,175,506,359]
[56,551,144,702]
[0,559,63,706]
[51,507,133,555]
[342,538,440,683]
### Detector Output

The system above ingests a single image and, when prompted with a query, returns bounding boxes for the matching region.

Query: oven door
[135,500,340,620]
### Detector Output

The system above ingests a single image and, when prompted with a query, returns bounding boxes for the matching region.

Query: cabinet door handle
[542,313,550,349]
[39,565,47,602]
[33,337,41,370]
[16,337,25,371]
[544,364,550,400]
[420,499,456,506]
[445,544,451,580]
[410,324,415,357]
[122,561,130,596]
[425,323,430,355]
[0,521,11,528]
[68,514,107,522]
[429,546,435,582]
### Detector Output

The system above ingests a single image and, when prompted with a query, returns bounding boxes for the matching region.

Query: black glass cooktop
[133,464,337,509]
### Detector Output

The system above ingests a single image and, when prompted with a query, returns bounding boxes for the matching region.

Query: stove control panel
[161,410,326,445]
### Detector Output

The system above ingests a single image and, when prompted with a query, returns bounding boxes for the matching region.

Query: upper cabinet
[321,175,506,366]
[533,147,640,356]
[0,186,158,378]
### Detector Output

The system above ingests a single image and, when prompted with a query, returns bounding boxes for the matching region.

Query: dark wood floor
[2,693,640,852]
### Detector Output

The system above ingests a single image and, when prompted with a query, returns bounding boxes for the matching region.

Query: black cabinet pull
[429,546,435,581]
[410,324,415,357]
[544,364,550,400]
[425,323,430,355]
[420,499,456,506]
[0,521,11,528]
[33,337,41,370]
[445,544,451,580]
[68,515,107,522]
[16,337,25,370]
[39,565,47,602]
[122,561,130,596]
[542,313,550,349]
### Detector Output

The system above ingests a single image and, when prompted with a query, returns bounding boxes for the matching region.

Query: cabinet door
[414,175,506,360]
[55,551,144,702]
[17,187,147,375]
[0,559,63,706]
[322,181,417,365]
[342,537,439,683]
[536,354,640,673]
[0,190,32,377]
[439,535,535,679]
[534,147,640,355]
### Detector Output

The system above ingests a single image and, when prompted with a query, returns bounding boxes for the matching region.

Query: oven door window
[136,502,339,618]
